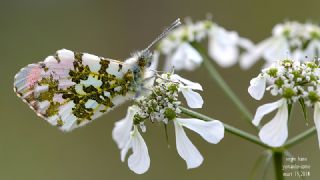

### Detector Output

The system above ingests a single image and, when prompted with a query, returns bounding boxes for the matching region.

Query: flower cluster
[112,72,224,174]
[249,59,320,147]
[157,19,253,71]
[242,21,320,69]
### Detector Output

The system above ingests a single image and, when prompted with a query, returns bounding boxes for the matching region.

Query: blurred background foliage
[1,0,320,179]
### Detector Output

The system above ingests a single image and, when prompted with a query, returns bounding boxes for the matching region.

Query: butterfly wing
[14,49,136,132]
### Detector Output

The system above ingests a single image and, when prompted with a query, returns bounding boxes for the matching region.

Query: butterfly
[14,19,181,132]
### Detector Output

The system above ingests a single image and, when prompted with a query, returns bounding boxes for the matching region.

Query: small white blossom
[241,21,320,69]
[112,72,224,173]
[249,59,320,147]
[166,42,202,71]
[208,26,253,67]
[159,19,253,71]
[248,76,267,100]
[121,126,150,174]
[253,99,288,147]
[174,118,224,169]
[170,74,204,108]
[112,106,139,149]
[112,106,150,174]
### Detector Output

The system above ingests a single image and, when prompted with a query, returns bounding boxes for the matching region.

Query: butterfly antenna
[145,18,181,51]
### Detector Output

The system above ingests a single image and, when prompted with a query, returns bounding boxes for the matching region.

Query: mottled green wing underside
[14,49,137,131]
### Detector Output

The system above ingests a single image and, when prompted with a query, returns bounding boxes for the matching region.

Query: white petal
[248,76,266,100]
[313,102,320,149]
[239,38,272,69]
[112,106,139,149]
[128,126,150,174]
[176,118,224,144]
[171,74,203,91]
[262,37,290,62]
[259,101,288,147]
[303,40,320,59]
[170,43,203,71]
[208,28,239,67]
[160,38,179,55]
[292,50,305,61]
[252,99,285,126]
[181,88,204,108]
[237,37,255,50]
[174,120,203,169]
[121,139,131,162]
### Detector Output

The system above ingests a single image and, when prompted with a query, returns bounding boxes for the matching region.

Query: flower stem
[180,106,269,148]
[284,126,317,148]
[273,151,284,180]
[190,41,259,129]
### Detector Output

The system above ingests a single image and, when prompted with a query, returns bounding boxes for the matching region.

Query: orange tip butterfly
[14,19,181,132]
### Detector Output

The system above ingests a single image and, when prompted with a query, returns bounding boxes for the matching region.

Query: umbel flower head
[112,72,224,174]
[158,18,253,71]
[241,21,320,69]
[249,59,320,147]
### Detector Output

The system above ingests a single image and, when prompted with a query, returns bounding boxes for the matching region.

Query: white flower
[208,28,238,67]
[112,106,138,149]
[112,70,224,172]
[241,21,320,69]
[250,59,320,148]
[121,126,150,174]
[160,19,253,71]
[192,20,210,41]
[159,37,180,55]
[252,98,288,147]
[173,118,224,169]
[241,37,290,69]
[248,76,267,100]
[165,42,202,71]
[170,74,204,108]
[208,27,254,68]
[112,106,150,174]
[313,102,320,149]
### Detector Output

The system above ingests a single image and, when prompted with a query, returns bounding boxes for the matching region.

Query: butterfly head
[133,18,182,69]
[137,49,153,68]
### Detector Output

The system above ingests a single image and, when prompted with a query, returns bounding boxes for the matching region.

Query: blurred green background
[1,0,320,179]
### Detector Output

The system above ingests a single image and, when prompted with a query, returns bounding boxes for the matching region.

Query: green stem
[180,107,269,148]
[273,151,284,180]
[284,126,317,148]
[190,42,259,129]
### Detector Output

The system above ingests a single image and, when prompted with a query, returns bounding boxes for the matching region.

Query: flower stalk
[284,126,317,148]
[273,151,284,180]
